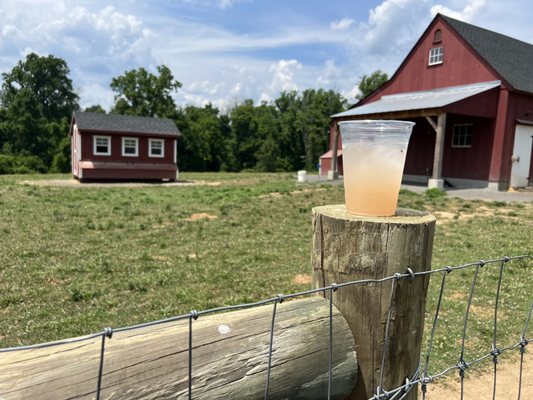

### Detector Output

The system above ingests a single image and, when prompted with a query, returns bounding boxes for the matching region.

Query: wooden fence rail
[1,297,357,400]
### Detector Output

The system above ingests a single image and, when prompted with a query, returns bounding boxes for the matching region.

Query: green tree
[274,89,346,170]
[254,103,282,171]
[229,99,261,170]
[1,53,79,121]
[0,53,79,169]
[177,104,231,171]
[84,104,106,113]
[355,70,389,100]
[176,89,346,173]
[110,65,181,118]
[275,91,305,170]
[50,135,71,173]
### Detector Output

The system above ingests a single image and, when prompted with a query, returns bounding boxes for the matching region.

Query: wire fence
[1,255,531,399]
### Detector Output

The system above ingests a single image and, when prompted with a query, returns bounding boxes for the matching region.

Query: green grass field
[0,172,531,374]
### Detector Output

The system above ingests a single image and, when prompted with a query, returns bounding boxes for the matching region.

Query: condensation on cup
[338,120,415,217]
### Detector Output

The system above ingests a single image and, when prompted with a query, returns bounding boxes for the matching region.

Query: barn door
[510,124,533,187]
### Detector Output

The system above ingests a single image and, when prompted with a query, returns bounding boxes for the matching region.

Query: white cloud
[268,59,302,93]
[431,0,486,22]
[330,18,354,31]
[1,0,532,113]
[176,0,252,9]
[216,0,251,9]
[316,59,340,87]
[177,63,260,112]
[0,1,157,109]
[361,0,430,54]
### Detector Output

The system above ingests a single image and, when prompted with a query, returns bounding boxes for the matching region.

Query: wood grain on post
[0,297,357,400]
[311,205,436,400]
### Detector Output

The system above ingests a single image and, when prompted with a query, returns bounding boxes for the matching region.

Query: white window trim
[428,47,443,66]
[94,135,111,156]
[149,138,165,158]
[451,124,473,148]
[122,137,139,157]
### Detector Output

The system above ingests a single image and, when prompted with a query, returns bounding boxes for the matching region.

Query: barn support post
[328,122,340,180]
[311,205,436,400]
[427,112,447,189]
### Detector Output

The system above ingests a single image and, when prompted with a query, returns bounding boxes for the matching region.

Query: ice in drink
[339,120,414,217]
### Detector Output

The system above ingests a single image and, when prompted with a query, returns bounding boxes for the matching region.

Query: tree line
[0,53,387,174]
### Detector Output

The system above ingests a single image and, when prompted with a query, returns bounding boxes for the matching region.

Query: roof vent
[433,29,442,43]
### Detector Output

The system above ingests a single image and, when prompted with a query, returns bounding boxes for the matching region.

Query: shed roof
[441,15,533,94]
[332,81,500,118]
[73,112,181,137]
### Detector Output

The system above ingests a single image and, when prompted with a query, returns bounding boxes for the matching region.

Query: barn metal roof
[74,112,181,137]
[331,81,501,118]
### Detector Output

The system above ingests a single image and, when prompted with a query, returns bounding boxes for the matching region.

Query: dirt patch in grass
[422,353,532,399]
[448,291,466,300]
[433,211,457,224]
[259,192,284,198]
[433,205,523,225]
[259,188,326,199]
[292,273,312,285]
[184,213,218,221]
[290,188,326,195]
[469,304,497,319]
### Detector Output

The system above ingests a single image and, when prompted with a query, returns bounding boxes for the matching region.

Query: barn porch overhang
[331,81,501,120]
[329,81,502,188]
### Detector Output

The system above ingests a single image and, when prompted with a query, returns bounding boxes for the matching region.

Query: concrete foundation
[428,178,444,190]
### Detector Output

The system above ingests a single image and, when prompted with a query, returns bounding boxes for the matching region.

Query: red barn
[70,112,181,181]
[323,13,533,190]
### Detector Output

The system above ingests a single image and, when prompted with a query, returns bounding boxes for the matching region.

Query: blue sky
[1,0,532,112]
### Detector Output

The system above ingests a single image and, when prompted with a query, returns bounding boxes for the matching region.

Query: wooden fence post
[311,205,436,400]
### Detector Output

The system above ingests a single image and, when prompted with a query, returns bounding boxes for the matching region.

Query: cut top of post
[312,205,436,225]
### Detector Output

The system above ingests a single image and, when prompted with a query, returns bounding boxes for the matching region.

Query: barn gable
[441,15,533,94]
[363,14,506,103]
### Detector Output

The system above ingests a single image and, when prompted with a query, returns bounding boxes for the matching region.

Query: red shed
[324,14,533,190]
[70,112,181,181]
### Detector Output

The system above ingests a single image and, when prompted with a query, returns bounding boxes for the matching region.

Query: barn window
[428,47,443,65]
[433,29,442,43]
[122,137,139,157]
[149,139,165,158]
[452,124,473,148]
[94,136,111,155]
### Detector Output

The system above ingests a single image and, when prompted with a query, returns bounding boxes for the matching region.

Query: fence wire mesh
[0,255,531,400]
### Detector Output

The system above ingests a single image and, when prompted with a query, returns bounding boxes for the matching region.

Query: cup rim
[338,119,415,131]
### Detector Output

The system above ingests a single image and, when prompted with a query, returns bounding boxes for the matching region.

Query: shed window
[429,47,443,65]
[122,137,139,157]
[149,139,164,158]
[433,29,442,43]
[94,136,111,155]
[452,124,473,148]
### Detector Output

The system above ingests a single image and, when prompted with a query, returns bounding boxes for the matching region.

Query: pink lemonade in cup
[338,120,415,217]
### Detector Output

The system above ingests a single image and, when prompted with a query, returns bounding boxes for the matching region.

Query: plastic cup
[338,120,415,216]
